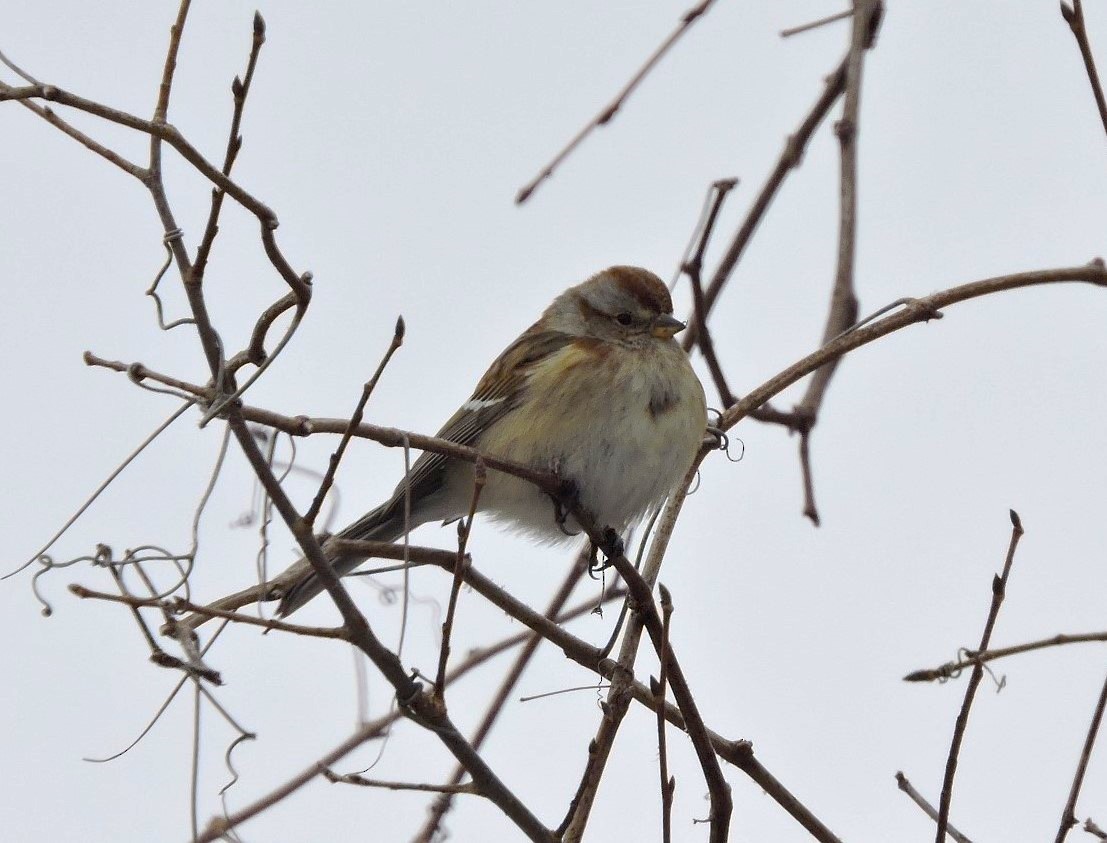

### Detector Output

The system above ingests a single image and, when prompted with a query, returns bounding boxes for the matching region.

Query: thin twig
[935,510,1025,843]
[193,10,266,281]
[226,411,553,841]
[434,459,486,698]
[655,584,676,843]
[560,486,697,840]
[781,9,853,38]
[0,78,147,177]
[558,659,636,842]
[417,550,841,843]
[682,57,849,352]
[323,771,480,795]
[716,262,1107,435]
[515,0,716,204]
[1061,0,1107,139]
[792,0,882,525]
[894,772,975,843]
[598,533,732,843]
[411,551,594,843]
[684,177,740,408]
[4,400,193,587]
[191,682,201,843]
[69,584,348,640]
[1086,819,1107,840]
[305,316,405,526]
[905,631,1107,682]
[196,714,397,843]
[1054,671,1107,843]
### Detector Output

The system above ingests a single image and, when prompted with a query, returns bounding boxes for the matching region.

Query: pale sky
[2,3,1106,842]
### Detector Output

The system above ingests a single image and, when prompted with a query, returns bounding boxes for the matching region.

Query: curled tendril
[722,435,745,463]
[686,469,702,496]
[32,552,95,616]
[145,228,197,331]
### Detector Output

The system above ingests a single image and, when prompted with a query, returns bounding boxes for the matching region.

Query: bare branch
[434,459,486,698]
[305,316,405,526]
[905,631,1107,682]
[792,0,883,525]
[935,510,1025,843]
[717,262,1107,434]
[895,772,975,843]
[193,10,267,281]
[655,584,676,843]
[682,57,849,352]
[412,551,593,842]
[69,584,349,640]
[781,9,853,39]
[196,714,396,843]
[1054,671,1107,843]
[1060,0,1107,139]
[515,0,717,204]
[323,771,480,795]
[684,177,740,408]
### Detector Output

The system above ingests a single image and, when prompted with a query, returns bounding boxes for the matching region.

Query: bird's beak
[651,314,686,339]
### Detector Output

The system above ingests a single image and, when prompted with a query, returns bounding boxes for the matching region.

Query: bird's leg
[548,461,583,537]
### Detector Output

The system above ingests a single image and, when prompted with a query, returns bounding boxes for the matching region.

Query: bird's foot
[587,528,624,579]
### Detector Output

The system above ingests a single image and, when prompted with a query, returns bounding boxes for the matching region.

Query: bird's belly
[470,346,704,539]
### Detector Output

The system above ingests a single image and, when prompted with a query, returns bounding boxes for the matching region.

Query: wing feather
[355,328,574,526]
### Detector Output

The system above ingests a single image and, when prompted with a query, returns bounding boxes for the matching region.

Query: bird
[277,265,707,616]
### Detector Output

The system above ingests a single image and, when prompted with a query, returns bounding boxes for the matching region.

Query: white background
[2,2,1106,841]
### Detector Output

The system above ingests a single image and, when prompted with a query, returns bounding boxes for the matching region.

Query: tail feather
[276,501,408,617]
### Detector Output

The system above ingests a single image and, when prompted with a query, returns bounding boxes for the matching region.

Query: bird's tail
[276,499,408,617]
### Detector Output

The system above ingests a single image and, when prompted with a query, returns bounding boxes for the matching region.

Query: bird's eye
[615,312,633,326]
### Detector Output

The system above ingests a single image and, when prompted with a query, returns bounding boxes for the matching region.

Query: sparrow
[277,265,707,616]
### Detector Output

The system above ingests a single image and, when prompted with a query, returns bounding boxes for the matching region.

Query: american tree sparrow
[278,266,707,616]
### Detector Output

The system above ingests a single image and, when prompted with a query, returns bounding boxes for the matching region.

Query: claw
[586,529,624,579]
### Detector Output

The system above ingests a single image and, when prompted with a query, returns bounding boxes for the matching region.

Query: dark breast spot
[648,387,678,419]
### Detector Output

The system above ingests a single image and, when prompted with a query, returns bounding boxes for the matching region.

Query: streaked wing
[379,327,574,511]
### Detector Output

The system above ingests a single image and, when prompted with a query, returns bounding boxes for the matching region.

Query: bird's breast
[474,340,705,536]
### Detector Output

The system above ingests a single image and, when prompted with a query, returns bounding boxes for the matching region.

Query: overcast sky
[3,3,1107,842]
